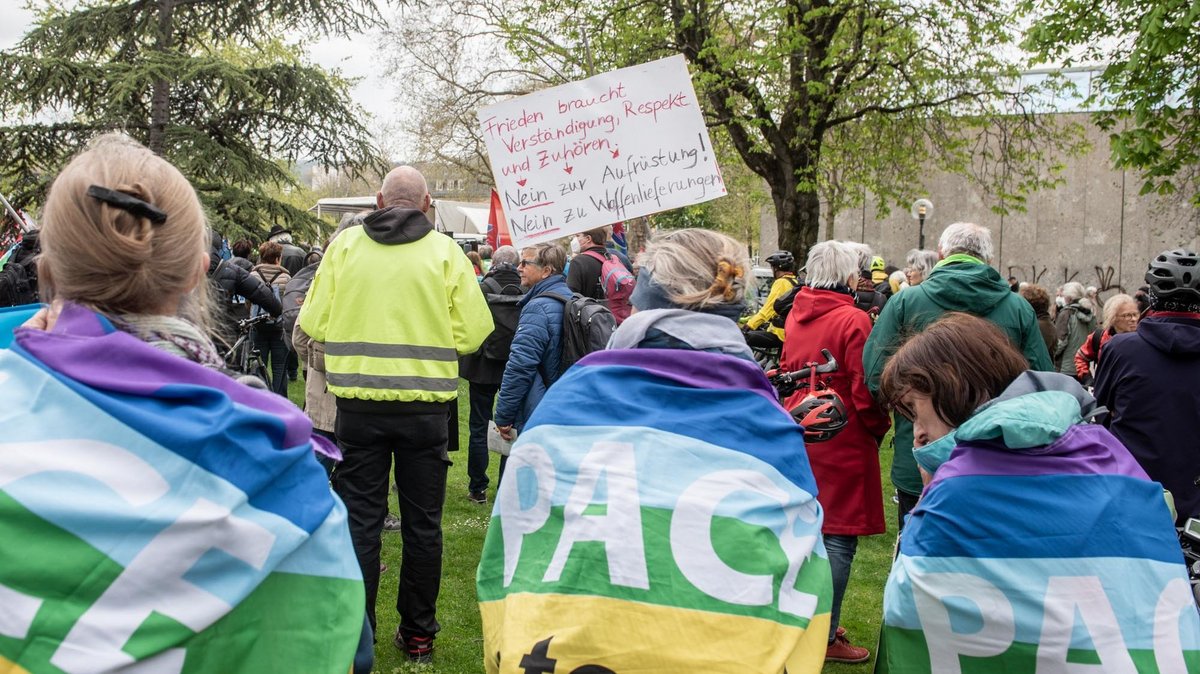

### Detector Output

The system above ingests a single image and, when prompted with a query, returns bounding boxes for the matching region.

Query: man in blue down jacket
[1095,248,1200,524]
[494,243,572,449]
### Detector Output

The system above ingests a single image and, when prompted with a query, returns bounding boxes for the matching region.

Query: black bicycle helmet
[766,250,795,271]
[1145,249,1200,307]
[790,390,848,443]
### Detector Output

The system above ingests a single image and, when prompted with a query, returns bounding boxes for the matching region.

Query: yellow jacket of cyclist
[298,207,493,403]
[746,274,797,340]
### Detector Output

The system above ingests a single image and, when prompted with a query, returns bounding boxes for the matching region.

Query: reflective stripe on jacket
[298,221,492,402]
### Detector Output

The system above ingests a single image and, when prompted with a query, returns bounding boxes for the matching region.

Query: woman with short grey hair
[779,239,892,664]
[904,248,939,286]
[1054,281,1097,376]
[491,244,519,267]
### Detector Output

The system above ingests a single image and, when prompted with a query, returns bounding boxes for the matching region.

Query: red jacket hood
[790,285,855,324]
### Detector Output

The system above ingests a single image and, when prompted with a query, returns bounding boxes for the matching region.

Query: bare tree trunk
[148,0,175,156]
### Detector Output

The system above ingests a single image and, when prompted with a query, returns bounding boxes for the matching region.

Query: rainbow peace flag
[879,421,1200,673]
[477,348,833,673]
[0,304,364,674]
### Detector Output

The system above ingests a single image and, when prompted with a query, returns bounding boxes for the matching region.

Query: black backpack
[537,292,615,378]
[0,237,40,308]
[769,276,803,328]
[280,264,317,351]
[478,277,525,361]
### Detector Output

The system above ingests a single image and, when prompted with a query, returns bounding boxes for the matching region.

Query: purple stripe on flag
[931,424,1149,487]
[577,348,782,407]
[16,303,322,452]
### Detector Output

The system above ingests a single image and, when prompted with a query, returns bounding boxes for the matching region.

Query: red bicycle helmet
[790,389,848,442]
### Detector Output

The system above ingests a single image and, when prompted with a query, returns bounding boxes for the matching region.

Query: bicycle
[766,349,848,443]
[220,314,271,387]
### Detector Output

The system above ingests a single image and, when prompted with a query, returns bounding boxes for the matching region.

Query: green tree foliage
[0,0,389,240]
[492,0,1081,261]
[1024,0,1200,203]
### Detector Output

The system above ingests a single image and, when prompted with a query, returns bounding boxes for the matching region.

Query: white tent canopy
[433,200,488,236]
[309,197,489,238]
[309,196,375,219]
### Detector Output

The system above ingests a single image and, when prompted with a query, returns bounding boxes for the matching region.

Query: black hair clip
[86,185,167,224]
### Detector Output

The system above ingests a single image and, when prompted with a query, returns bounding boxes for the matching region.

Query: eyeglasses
[1117,312,1139,319]
[518,259,540,268]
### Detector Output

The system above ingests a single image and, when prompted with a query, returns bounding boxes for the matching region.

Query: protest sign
[478,54,725,247]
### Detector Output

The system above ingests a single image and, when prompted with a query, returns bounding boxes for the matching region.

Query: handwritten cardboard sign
[478,54,725,248]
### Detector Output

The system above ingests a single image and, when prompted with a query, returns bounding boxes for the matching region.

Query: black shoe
[467,491,487,504]
[383,514,402,532]
[395,628,434,663]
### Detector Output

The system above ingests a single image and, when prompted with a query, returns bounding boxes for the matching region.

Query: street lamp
[910,199,934,250]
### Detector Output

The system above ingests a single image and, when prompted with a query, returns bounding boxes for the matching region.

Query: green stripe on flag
[176,572,363,673]
[880,626,1200,673]
[479,505,831,627]
[0,490,125,671]
[0,490,363,673]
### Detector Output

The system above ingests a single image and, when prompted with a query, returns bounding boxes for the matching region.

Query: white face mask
[569,236,581,255]
[1055,296,1066,308]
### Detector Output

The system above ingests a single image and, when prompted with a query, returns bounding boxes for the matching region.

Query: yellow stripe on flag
[0,656,30,674]
[481,593,831,673]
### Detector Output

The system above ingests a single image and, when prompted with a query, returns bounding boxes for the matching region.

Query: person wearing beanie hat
[1095,248,1200,524]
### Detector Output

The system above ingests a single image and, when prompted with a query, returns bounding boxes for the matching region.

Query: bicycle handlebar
[236,314,274,331]
[767,349,838,388]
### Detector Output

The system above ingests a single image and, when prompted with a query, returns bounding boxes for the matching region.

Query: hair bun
[711,259,744,302]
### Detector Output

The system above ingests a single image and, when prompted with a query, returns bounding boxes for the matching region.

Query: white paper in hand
[487,421,516,456]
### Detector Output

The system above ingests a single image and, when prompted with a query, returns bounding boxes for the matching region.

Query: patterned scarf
[107,312,225,368]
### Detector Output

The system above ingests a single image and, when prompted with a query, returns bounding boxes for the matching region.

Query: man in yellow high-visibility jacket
[299,165,492,664]
[743,250,798,351]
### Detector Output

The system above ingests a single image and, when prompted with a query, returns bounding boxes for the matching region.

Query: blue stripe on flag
[525,364,818,496]
[11,344,335,533]
[883,554,1200,650]
[0,351,360,581]
[905,474,1182,563]
[514,424,822,530]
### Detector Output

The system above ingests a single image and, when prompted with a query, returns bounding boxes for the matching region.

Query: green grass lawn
[287,377,898,673]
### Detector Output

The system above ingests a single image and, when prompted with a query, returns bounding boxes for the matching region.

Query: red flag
[487,189,512,249]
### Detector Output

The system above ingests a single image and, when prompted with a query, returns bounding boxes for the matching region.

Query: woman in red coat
[780,240,892,664]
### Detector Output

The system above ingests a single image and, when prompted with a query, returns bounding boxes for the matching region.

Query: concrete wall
[760,114,1200,294]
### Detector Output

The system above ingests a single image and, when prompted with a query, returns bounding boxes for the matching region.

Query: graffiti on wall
[1007,265,1126,295]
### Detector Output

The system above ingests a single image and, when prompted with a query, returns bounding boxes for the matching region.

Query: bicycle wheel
[247,354,270,389]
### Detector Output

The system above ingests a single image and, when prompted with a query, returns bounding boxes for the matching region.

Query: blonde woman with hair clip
[477,228,834,673]
[3,133,373,673]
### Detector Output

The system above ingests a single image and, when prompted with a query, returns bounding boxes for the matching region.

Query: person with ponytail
[3,134,371,673]
[477,229,833,673]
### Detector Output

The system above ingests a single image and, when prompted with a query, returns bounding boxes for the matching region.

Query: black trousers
[253,325,290,396]
[897,488,921,532]
[466,381,500,494]
[334,405,451,639]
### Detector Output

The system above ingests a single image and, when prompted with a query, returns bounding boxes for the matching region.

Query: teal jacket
[863,257,1054,495]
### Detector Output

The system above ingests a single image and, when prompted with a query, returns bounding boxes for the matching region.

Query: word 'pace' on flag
[876,392,1200,674]
[478,55,725,248]
[478,348,832,673]
[0,303,364,674]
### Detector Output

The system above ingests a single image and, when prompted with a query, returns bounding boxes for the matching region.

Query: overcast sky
[0,3,398,142]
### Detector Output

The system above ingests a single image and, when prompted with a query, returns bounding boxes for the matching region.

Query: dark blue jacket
[494,274,571,430]
[1095,313,1200,522]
